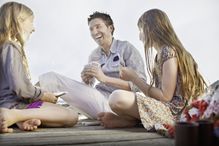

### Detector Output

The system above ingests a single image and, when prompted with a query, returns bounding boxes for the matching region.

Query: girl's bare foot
[16,119,41,131]
[0,108,16,133]
[97,112,137,128]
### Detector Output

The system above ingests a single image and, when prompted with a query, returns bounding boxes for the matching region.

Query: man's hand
[83,62,107,83]
[81,65,94,85]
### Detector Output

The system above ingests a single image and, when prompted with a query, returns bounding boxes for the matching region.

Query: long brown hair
[0,2,33,79]
[137,9,206,100]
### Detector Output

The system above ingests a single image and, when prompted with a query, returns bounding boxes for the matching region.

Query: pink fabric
[26,101,43,109]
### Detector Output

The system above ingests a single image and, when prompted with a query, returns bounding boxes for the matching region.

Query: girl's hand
[41,92,58,103]
[120,67,138,81]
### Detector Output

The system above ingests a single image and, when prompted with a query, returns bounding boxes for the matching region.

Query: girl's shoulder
[160,46,176,63]
[1,40,19,49]
[0,41,22,54]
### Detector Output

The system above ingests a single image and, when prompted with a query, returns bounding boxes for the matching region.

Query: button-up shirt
[88,38,146,97]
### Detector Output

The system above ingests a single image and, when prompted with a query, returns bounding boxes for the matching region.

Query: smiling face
[89,18,113,49]
[19,15,35,42]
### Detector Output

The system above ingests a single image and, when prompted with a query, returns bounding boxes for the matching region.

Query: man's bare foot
[16,119,41,131]
[97,112,137,128]
[0,108,16,133]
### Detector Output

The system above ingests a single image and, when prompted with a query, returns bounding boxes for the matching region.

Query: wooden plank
[71,139,174,146]
[0,126,174,146]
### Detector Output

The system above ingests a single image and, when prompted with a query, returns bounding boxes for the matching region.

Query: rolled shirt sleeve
[123,42,147,92]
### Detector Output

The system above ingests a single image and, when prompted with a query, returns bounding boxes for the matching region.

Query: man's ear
[109,25,114,33]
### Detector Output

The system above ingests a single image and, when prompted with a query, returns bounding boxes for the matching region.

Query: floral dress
[136,47,187,131]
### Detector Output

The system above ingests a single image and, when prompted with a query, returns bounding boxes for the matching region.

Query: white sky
[1,0,219,84]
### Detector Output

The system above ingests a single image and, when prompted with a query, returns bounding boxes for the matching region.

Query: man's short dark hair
[88,11,115,35]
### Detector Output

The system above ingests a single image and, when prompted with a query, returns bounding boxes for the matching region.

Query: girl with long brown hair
[98,9,206,130]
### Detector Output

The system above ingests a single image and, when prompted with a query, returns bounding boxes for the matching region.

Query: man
[39,12,146,119]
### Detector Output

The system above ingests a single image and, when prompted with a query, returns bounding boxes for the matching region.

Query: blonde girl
[0,2,78,133]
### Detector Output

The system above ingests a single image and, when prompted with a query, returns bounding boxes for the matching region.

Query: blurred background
[0,0,218,84]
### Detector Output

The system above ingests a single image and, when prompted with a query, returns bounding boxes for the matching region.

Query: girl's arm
[120,57,178,102]
[134,58,177,102]
[2,44,43,100]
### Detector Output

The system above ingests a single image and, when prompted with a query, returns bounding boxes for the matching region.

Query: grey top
[0,42,43,109]
[89,39,146,97]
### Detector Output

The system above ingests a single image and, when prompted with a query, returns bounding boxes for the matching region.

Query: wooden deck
[0,120,174,146]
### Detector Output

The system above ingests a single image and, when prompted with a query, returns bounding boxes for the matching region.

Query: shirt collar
[100,38,117,55]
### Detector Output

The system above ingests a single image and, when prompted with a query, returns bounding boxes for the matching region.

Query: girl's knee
[109,90,127,111]
[64,110,78,127]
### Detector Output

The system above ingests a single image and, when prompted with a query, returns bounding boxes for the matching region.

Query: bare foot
[97,112,137,128]
[16,119,41,131]
[0,108,15,133]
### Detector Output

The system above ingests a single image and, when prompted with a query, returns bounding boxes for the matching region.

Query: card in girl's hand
[53,91,68,97]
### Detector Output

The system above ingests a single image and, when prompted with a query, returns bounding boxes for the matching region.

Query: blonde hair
[0,2,33,79]
[137,9,206,100]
